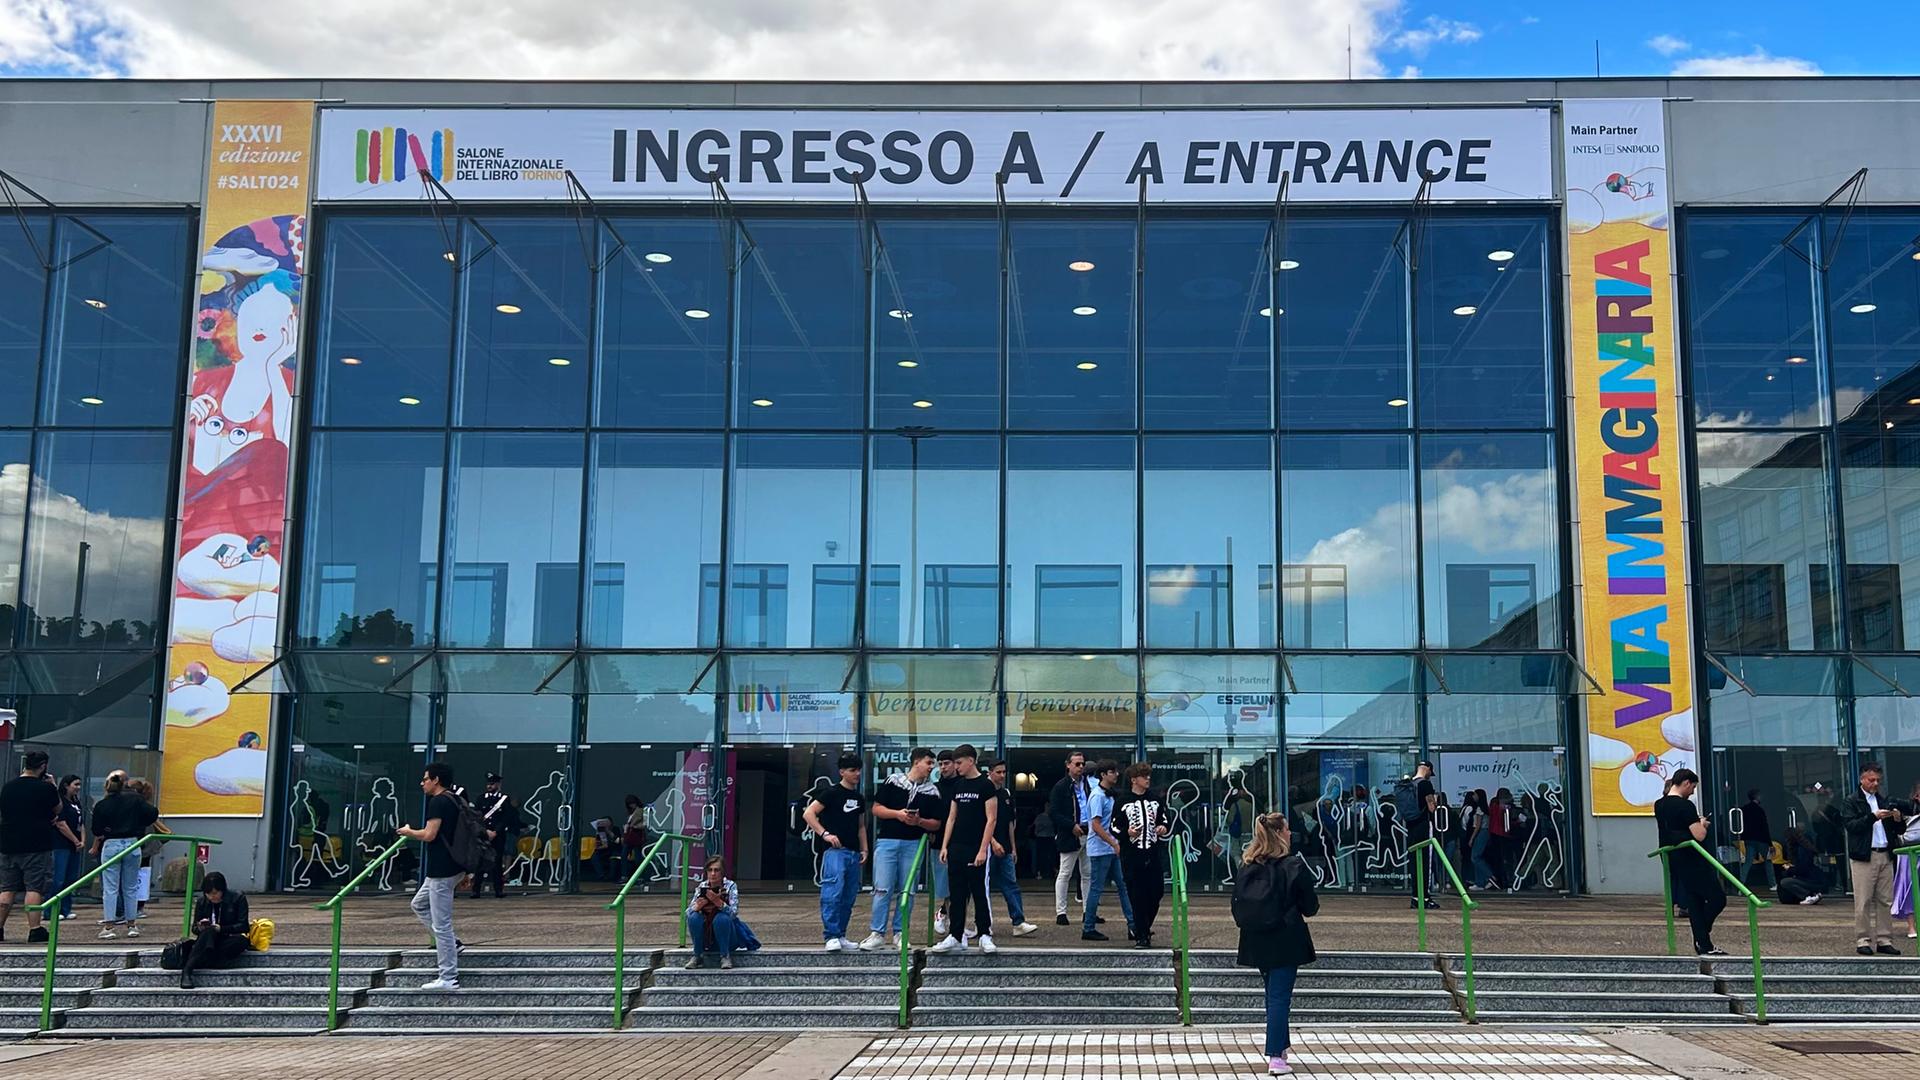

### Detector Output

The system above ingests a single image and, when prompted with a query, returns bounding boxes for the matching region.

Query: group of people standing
[0,752,165,944]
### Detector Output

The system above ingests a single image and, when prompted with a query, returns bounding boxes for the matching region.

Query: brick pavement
[1677,1029,1920,1080]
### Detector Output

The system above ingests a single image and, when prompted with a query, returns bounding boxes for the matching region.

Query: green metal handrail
[34,832,223,1031]
[1168,834,1192,1025]
[896,836,931,1027]
[1410,837,1478,1021]
[315,836,407,1031]
[1650,839,1769,1023]
[606,832,696,1029]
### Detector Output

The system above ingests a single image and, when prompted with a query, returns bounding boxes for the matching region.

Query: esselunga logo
[354,125,454,185]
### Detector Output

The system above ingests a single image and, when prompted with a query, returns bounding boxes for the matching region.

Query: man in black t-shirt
[985,760,1039,936]
[398,762,464,989]
[0,750,59,943]
[931,744,998,955]
[1409,761,1439,909]
[1654,767,1725,955]
[803,753,869,951]
[863,747,942,950]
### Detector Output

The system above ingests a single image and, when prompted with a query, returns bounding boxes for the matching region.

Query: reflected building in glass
[4,78,1920,900]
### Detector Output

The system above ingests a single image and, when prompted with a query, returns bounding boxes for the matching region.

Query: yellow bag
[247,917,275,953]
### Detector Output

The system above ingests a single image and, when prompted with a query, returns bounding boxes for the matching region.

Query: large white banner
[315,107,1553,204]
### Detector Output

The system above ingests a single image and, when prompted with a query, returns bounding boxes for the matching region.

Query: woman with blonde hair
[1231,812,1319,1076]
[89,771,158,939]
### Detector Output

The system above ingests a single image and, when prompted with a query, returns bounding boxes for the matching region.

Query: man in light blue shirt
[1080,760,1134,940]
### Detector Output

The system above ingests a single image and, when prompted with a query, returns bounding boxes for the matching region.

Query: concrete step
[81,987,358,1010]
[911,1006,1177,1028]
[1720,974,1920,995]
[133,948,400,970]
[0,970,110,989]
[1708,956,1920,977]
[915,987,1174,1010]
[923,967,1192,990]
[111,967,385,989]
[385,967,633,989]
[1189,988,1454,1012]
[1473,991,1734,1016]
[1455,953,1707,976]
[921,947,1171,970]
[1456,1010,1747,1025]
[1193,1007,1463,1025]
[0,988,88,1008]
[346,1007,612,1031]
[658,949,894,970]
[1187,970,1443,992]
[1465,973,1720,994]
[0,948,135,970]
[624,1006,900,1030]
[1732,993,1920,1017]
[649,964,892,986]
[61,1007,331,1031]
[1188,949,1435,972]
[365,987,630,1009]
[396,948,653,970]
[639,986,899,1009]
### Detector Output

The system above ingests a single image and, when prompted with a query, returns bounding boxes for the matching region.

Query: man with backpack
[398,762,471,990]
[1399,763,1439,910]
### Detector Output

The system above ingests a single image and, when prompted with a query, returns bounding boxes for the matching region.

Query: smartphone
[213,543,234,560]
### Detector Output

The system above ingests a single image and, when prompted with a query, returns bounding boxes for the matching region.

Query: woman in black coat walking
[1232,812,1319,1076]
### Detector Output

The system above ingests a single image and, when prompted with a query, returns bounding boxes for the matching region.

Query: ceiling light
[1764,374,1775,382]
[83,298,107,310]
[1077,654,1097,661]
[1260,307,1284,317]
[644,252,673,264]
[751,398,773,407]
[912,399,933,409]
[79,396,104,406]
[398,396,421,406]
[340,356,362,366]
[1072,305,1097,316]
[372,655,392,665]
[494,303,522,314]
[1452,305,1477,316]
[548,357,571,367]
[1068,260,1095,272]
[684,308,711,319]
[1786,356,1808,364]
[1076,362,1099,371]
[1850,303,1878,314]
[887,308,912,319]
[1487,250,1515,263]
[896,360,919,368]
[1278,259,1300,270]
[442,252,456,262]
[1887,421,1897,429]
[1387,398,1409,407]
[1911,251,1920,262]
[1908,398,1920,406]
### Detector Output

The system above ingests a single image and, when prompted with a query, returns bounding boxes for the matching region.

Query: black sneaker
[1056,914,1069,926]
[1876,944,1902,956]
[1081,930,1108,941]
[1095,916,1107,924]
[1126,927,1136,941]
[27,927,47,943]
[456,938,469,955]
[1697,947,1729,957]
[1857,945,1875,956]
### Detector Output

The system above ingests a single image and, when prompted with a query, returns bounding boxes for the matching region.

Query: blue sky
[0,1,1906,82]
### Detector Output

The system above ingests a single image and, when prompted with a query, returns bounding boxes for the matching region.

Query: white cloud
[1645,34,1690,57]
[1387,16,1481,58]
[1399,64,1421,79]
[1672,47,1822,77]
[0,462,168,634]
[8,0,1410,81]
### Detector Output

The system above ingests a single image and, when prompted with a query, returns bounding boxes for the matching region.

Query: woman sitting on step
[180,872,252,989]
[685,856,760,969]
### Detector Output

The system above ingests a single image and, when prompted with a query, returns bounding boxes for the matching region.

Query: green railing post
[1658,851,1676,956]
[1414,845,1429,951]
[1746,900,1767,1024]
[1410,838,1478,1023]
[1459,901,1477,1021]
[181,843,201,941]
[898,836,929,1027]
[316,835,408,1034]
[612,899,627,1029]
[604,832,698,1030]
[1169,835,1191,1025]
[34,832,223,1033]
[677,837,691,948]
[924,843,937,945]
[1650,840,1769,1022]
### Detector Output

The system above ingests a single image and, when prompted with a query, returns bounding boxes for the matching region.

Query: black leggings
[1122,857,1164,940]
[184,929,249,972]
[948,860,991,937]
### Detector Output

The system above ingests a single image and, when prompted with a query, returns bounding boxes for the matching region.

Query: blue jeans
[931,853,949,903]
[819,848,861,941]
[1470,829,1494,888]
[51,847,79,917]
[989,852,1026,925]
[100,838,141,924]
[688,910,738,957]
[1264,966,1298,1056]
[1082,852,1133,932]
[869,838,917,934]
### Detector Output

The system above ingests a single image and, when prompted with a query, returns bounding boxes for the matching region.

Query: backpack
[441,797,497,874]
[1230,860,1292,933]
[1391,779,1423,823]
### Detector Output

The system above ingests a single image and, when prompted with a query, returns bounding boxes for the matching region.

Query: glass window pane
[588,434,720,647]
[600,219,730,428]
[0,432,27,644]
[1698,432,1838,651]
[865,653,998,744]
[456,221,590,427]
[1008,436,1135,648]
[1277,219,1408,430]
[41,216,190,427]
[1143,654,1278,746]
[729,435,861,648]
[1281,435,1415,648]
[725,653,855,744]
[737,219,864,429]
[1706,685,1841,746]
[1827,211,1920,428]
[1684,214,1821,427]
[1421,433,1561,649]
[443,691,573,744]
[1004,653,1138,743]
[1008,217,1135,430]
[1285,691,1415,748]
[810,564,897,647]
[870,434,998,649]
[1839,431,1920,652]
[1144,218,1271,430]
[873,218,999,429]
[298,432,443,648]
[0,215,49,427]
[19,431,172,648]
[444,433,584,648]
[1144,436,1272,648]
[1417,216,1551,428]
[314,216,455,427]
[1426,693,1561,746]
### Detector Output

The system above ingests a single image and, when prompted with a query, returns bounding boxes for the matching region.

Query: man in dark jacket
[1832,762,1907,955]
[1738,790,1773,890]
[1048,751,1090,926]
[180,871,251,988]
[469,773,522,899]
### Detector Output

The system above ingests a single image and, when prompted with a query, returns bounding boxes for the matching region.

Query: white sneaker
[1269,1053,1292,1075]
[1012,922,1039,936]
[934,913,949,936]
[978,934,997,954]
[857,932,887,952]
[929,935,963,954]
[97,928,116,940]
[838,937,859,952]
[824,938,844,952]
[1801,894,1822,906]
[418,978,459,991]
[963,928,977,942]
[126,925,140,938]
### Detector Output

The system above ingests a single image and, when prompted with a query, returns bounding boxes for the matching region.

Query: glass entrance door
[1285,745,1416,893]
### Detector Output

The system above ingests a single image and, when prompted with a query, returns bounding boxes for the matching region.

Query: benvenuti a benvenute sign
[1563,100,1698,815]
[313,107,1553,203]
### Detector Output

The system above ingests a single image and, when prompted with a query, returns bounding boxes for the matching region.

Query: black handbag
[160,939,190,970]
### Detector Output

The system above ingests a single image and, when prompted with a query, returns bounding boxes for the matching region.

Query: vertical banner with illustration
[1563,99,1697,815]
[160,101,315,816]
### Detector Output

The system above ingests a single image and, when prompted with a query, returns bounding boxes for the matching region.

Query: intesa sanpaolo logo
[354,125,453,185]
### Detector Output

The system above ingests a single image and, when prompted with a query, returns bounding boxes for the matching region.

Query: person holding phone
[178,871,251,989]
[1654,768,1725,955]
[862,747,941,951]
[1835,762,1907,955]
[684,857,743,969]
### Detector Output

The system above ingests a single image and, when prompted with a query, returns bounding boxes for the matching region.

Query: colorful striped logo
[353,127,454,184]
